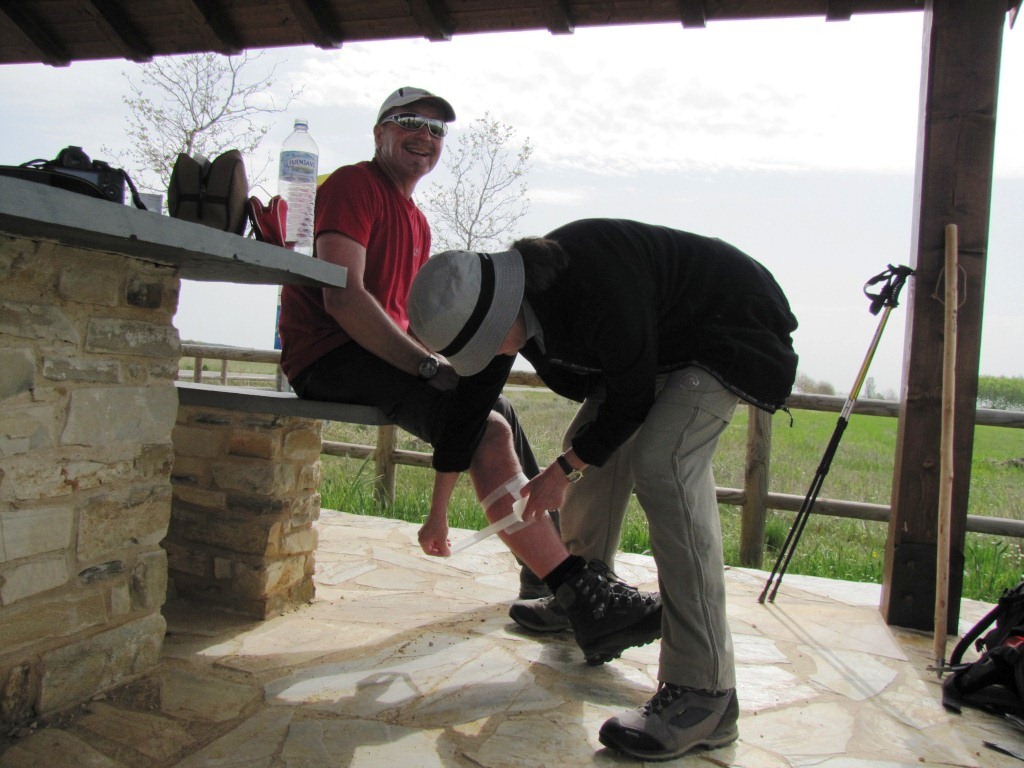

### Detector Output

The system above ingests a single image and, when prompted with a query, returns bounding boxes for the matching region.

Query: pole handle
[863,264,914,316]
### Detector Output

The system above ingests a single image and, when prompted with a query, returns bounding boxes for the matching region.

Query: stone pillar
[167,406,322,619]
[0,235,180,728]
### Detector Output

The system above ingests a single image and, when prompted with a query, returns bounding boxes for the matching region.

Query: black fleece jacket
[430,219,798,472]
[518,219,799,468]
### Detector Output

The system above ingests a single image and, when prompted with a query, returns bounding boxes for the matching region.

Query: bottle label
[279,151,318,181]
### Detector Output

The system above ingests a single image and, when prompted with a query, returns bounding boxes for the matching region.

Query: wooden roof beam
[185,0,244,55]
[540,0,575,35]
[678,1,707,29]
[87,0,153,63]
[0,4,70,66]
[406,0,453,42]
[286,0,344,50]
[826,1,854,21]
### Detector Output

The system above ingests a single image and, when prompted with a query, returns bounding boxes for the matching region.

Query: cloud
[529,187,593,207]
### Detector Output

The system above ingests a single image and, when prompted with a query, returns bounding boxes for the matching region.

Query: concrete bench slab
[174,381,391,426]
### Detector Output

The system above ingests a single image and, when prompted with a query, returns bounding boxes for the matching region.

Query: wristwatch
[417,354,440,381]
[556,453,585,483]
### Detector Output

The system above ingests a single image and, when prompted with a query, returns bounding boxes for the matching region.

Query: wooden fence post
[192,356,203,382]
[373,424,398,506]
[740,405,772,567]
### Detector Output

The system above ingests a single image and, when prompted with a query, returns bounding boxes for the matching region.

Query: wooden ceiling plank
[406,0,453,42]
[0,4,70,66]
[286,0,344,50]
[186,0,244,55]
[539,0,575,34]
[678,0,707,29]
[86,0,153,62]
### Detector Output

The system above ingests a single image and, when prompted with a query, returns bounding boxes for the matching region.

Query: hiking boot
[519,564,551,599]
[598,685,739,761]
[556,559,662,665]
[509,595,571,633]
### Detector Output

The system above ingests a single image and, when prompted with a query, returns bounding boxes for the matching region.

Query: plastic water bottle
[278,119,319,256]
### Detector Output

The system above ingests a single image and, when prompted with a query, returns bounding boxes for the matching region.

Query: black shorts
[290,343,538,476]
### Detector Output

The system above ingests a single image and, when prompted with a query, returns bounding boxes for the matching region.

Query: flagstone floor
[1,509,1021,767]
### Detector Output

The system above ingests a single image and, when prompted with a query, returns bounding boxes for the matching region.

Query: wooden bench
[170,380,402,618]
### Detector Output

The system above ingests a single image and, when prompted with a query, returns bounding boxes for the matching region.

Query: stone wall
[0,234,180,729]
[167,407,323,619]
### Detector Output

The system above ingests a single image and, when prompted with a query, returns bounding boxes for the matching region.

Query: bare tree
[794,372,836,396]
[105,51,294,193]
[422,113,533,251]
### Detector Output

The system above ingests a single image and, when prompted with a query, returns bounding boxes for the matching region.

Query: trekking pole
[934,224,959,675]
[758,263,914,605]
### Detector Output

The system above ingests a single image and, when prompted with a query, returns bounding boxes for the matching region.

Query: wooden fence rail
[179,344,1024,567]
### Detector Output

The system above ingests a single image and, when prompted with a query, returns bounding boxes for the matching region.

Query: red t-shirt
[278,160,432,380]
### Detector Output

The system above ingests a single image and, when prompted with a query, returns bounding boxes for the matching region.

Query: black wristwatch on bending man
[556,453,585,483]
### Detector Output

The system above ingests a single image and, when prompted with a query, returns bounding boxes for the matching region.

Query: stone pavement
[1,509,1021,767]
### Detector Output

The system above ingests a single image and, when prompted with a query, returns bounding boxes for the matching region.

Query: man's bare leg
[468,413,567,578]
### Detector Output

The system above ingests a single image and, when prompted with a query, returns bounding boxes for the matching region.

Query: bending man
[408,218,798,761]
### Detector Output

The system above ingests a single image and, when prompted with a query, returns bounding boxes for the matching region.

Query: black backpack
[168,149,248,235]
[942,578,1024,718]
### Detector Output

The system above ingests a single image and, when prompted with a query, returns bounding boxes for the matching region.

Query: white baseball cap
[377,87,456,123]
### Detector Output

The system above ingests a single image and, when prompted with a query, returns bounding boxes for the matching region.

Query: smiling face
[373,100,446,197]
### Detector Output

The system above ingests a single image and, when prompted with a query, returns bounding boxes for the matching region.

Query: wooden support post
[374,424,399,506]
[882,0,1003,631]
[740,405,772,567]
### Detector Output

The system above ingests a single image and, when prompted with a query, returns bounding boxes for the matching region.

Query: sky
[1,11,1021,396]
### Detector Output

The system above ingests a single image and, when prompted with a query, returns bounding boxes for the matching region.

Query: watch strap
[556,453,584,482]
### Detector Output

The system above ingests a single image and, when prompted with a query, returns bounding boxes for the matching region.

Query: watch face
[556,454,584,482]
[419,356,439,379]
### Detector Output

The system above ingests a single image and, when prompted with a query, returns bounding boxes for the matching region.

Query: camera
[45,146,127,203]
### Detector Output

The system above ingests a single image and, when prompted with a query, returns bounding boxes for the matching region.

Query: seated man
[277,86,549,599]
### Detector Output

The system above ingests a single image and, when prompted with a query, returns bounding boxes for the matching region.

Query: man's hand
[418,515,451,557]
[427,361,459,391]
[521,464,569,522]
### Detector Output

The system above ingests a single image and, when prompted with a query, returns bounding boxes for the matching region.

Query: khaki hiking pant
[559,366,738,691]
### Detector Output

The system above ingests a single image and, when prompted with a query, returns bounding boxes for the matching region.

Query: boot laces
[575,560,653,619]
[644,683,687,716]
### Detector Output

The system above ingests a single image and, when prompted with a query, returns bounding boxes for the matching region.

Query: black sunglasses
[380,112,448,139]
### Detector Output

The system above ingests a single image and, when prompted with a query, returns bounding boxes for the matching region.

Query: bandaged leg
[480,472,533,535]
[466,413,569,579]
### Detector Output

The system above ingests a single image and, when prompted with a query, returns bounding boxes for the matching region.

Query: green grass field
[180,360,1024,602]
[318,387,1024,603]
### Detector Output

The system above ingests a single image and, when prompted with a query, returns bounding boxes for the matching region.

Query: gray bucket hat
[408,249,524,377]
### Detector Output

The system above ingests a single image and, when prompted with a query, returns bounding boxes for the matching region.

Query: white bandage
[480,472,529,511]
[479,472,534,536]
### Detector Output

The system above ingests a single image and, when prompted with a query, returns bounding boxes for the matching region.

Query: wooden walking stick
[934,223,959,674]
